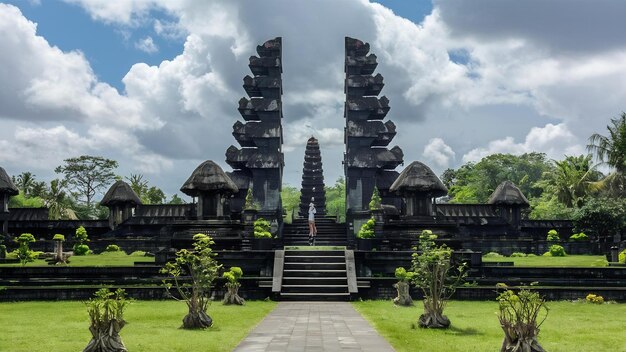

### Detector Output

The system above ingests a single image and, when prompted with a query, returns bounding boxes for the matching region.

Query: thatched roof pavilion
[100,180,142,206]
[390,161,447,197]
[488,181,529,206]
[0,167,18,196]
[180,160,238,197]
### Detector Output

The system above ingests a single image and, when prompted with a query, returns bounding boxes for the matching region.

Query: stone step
[282,277,349,285]
[284,250,345,256]
[283,269,347,278]
[284,255,345,263]
[279,292,350,301]
[281,284,349,294]
[284,262,346,271]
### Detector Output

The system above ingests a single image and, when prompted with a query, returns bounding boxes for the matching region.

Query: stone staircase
[282,217,347,246]
[279,249,351,301]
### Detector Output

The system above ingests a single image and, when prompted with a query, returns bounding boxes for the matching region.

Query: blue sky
[1,0,625,199]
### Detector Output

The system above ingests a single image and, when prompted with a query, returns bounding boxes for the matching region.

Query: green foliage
[585,293,605,304]
[8,191,45,208]
[85,288,131,328]
[253,218,272,238]
[244,188,256,210]
[483,251,503,258]
[510,252,527,257]
[105,244,121,252]
[13,233,37,266]
[496,286,548,350]
[325,177,346,223]
[73,244,90,256]
[222,266,243,284]
[52,234,65,242]
[573,197,626,239]
[394,267,415,282]
[544,244,566,257]
[0,244,6,258]
[126,174,166,204]
[587,113,626,197]
[55,155,118,217]
[528,195,576,220]
[168,194,185,204]
[447,153,552,203]
[280,184,300,216]
[369,186,382,210]
[569,232,589,241]
[160,234,221,328]
[546,229,560,242]
[411,230,466,327]
[356,218,375,239]
[618,249,626,264]
[73,226,90,256]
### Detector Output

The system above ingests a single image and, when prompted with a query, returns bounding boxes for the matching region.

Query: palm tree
[547,155,601,208]
[45,179,70,220]
[587,113,626,196]
[15,172,35,197]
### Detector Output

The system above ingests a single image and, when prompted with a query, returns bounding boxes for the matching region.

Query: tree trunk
[83,320,127,352]
[182,309,213,329]
[393,281,413,306]
[418,311,450,328]
[500,324,545,352]
[223,283,245,305]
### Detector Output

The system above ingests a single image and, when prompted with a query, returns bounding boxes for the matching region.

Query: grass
[353,300,626,352]
[1,251,155,267]
[0,300,276,352]
[482,254,608,267]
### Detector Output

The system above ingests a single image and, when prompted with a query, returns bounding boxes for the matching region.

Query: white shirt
[308,203,316,221]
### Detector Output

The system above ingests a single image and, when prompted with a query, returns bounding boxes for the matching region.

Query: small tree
[244,188,259,210]
[497,285,548,352]
[161,234,221,329]
[393,267,414,306]
[73,226,90,256]
[411,230,466,328]
[83,288,131,352]
[356,218,375,239]
[222,266,245,305]
[369,186,382,210]
[253,218,272,238]
[546,229,559,242]
[14,233,37,266]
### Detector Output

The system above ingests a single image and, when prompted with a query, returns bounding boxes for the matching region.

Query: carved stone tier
[344,97,390,120]
[299,137,326,217]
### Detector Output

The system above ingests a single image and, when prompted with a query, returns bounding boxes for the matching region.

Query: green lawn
[353,300,626,352]
[0,300,276,352]
[2,251,155,267]
[482,254,608,267]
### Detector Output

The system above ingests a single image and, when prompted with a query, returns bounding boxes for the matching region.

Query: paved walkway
[232,302,395,352]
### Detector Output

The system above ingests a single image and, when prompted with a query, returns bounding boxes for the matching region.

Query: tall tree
[44,179,71,220]
[125,173,166,204]
[587,112,626,197]
[281,184,300,215]
[55,156,118,214]
[14,172,35,197]
[540,155,601,208]
[325,177,346,222]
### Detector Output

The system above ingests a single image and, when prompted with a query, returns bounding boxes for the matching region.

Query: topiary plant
[393,267,414,306]
[546,229,560,242]
[73,226,90,256]
[585,293,605,304]
[105,244,122,252]
[618,249,626,264]
[357,218,375,239]
[52,234,67,265]
[569,232,589,241]
[510,252,527,257]
[83,288,131,352]
[497,284,548,352]
[222,266,245,305]
[13,233,37,266]
[253,218,272,239]
[369,186,382,210]
[544,244,566,257]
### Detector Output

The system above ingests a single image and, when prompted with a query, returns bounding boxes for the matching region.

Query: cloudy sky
[1,0,625,201]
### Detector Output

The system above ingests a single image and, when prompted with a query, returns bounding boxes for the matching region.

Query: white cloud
[134,36,158,53]
[423,138,455,168]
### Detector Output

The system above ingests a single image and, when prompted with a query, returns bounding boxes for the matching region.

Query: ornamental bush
[83,288,131,352]
[14,233,37,266]
[497,285,548,352]
[253,218,272,238]
[222,266,245,305]
[73,226,90,256]
[544,244,566,257]
[546,229,560,242]
[395,267,415,282]
[483,252,503,258]
[105,244,122,252]
[569,232,589,241]
[586,293,605,304]
[618,249,626,264]
[368,187,382,210]
[510,252,527,257]
[357,218,375,239]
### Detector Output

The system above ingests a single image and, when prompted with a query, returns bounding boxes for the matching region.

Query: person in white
[308,197,317,245]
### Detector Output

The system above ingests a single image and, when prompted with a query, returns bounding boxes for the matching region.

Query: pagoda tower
[226,37,284,215]
[343,37,404,213]
[298,136,326,217]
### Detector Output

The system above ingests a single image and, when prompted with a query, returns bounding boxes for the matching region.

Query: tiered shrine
[298,137,326,217]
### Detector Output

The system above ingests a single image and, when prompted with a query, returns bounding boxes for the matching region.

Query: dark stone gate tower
[343,37,403,213]
[298,136,326,217]
[226,38,284,218]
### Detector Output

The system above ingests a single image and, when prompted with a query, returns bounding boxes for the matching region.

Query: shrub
[569,232,589,241]
[544,244,566,257]
[83,288,131,351]
[73,226,90,256]
[618,249,626,264]
[395,267,415,282]
[0,244,6,258]
[130,251,147,257]
[497,285,548,351]
[368,187,382,210]
[510,252,527,257]
[253,218,272,238]
[13,233,37,266]
[586,293,605,304]
[483,252,503,258]
[105,244,121,252]
[357,218,375,239]
[546,229,560,242]
[52,234,65,242]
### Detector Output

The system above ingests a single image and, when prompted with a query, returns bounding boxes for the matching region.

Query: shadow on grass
[446,326,483,336]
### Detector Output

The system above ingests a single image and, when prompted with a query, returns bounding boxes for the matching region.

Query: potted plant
[252,217,273,250]
[356,217,375,251]
[369,187,384,222]
[222,266,245,305]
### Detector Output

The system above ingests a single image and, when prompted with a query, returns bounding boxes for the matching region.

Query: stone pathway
[232,301,395,352]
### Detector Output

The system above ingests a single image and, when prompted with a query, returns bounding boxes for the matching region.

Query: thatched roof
[0,167,18,196]
[488,181,529,206]
[390,161,447,197]
[180,160,238,197]
[100,180,141,206]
